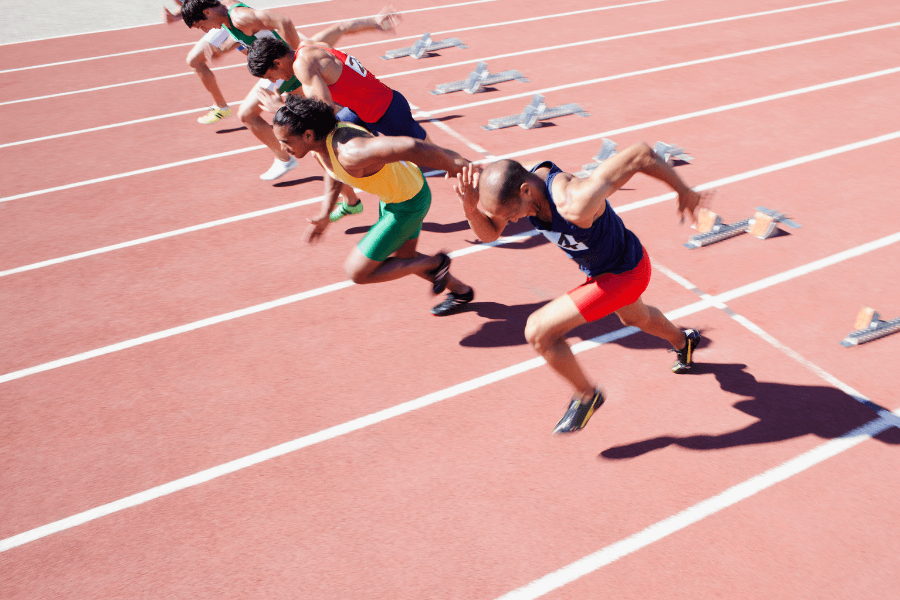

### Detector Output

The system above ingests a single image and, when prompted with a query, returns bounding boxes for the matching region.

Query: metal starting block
[382,32,467,60]
[840,307,900,347]
[653,141,694,165]
[575,139,618,177]
[431,62,529,95]
[483,94,589,130]
[684,206,801,249]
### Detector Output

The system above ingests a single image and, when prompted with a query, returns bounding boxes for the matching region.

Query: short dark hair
[494,159,530,207]
[181,0,221,28]
[247,37,292,78]
[273,96,337,140]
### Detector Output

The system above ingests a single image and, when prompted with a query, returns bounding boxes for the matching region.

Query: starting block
[382,33,467,60]
[431,62,529,95]
[840,307,900,347]
[574,139,618,177]
[684,206,801,249]
[483,94,589,130]
[653,141,694,165]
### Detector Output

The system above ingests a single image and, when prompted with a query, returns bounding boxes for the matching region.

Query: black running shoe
[553,389,605,434]
[427,252,451,294]
[431,288,474,316]
[670,328,701,373]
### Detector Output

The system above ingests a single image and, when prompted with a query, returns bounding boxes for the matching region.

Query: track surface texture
[2,1,899,598]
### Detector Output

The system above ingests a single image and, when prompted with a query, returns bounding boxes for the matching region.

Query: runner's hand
[163,6,181,24]
[454,164,482,215]
[304,215,330,244]
[676,189,713,225]
[375,5,402,32]
[256,87,286,113]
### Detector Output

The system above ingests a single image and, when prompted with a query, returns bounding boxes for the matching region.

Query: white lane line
[420,21,900,116]
[3,127,899,280]
[2,232,897,553]
[0,145,265,204]
[0,0,663,74]
[652,261,887,412]
[7,19,893,150]
[491,66,900,161]
[5,65,898,205]
[494,412,898,600]
[0,0,851,107]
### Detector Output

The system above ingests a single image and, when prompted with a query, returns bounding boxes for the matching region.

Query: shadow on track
[599,362,900,460]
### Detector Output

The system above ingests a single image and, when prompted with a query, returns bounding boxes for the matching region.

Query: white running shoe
[260,156,298,181]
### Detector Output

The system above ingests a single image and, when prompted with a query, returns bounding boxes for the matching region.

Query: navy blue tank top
[527,161,643,278]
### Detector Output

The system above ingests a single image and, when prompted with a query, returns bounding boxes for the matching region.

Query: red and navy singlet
[527,161,644,278]
[299,46,394,123]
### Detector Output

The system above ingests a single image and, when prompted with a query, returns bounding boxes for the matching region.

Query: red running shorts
[567,248,651,322]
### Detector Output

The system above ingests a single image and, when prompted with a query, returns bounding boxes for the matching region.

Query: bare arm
[308,5,401,46]
[561,142,701,227]
[163,0,182,24]
[341,135,470,178]
[233,7,302,49]
[305,167,343,243]
[454,165,508,243]
[294,48,337,107]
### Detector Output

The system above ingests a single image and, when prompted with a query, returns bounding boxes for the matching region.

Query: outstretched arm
[308,5,401,46]
[233,7,302,49]
[305,169,343,243]
[342,135,471,178]
[454,165,509,243]
[163,0,182,24]
[561,142,703,227]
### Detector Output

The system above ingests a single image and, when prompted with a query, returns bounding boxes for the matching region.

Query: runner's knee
[524,314,557,353]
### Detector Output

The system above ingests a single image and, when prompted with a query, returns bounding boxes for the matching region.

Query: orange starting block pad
[840,307,900,347]
[685,206,800,249]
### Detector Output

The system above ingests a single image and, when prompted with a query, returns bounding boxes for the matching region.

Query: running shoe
[197,106,231,124]
[329,200,364,222]
[670,328,701,373]
[553,389,605,435]
[427,253,451,294]
[260,156,298,181]
[431,288,474,316]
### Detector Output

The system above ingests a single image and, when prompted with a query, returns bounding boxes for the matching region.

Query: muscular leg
[614,296,686,349]
[238,85,291,162]
[524,294,596,401]
[186,40,228,108]
[344,238,443,285]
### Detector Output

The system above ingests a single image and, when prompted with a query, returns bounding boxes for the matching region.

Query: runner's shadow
[422,220,471,233]
[273,175,323,188]
[215,126,248,134]
[461,307,674,350]
[600,362,900,460]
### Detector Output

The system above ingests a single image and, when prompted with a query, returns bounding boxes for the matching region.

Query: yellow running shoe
[198,106,231,124]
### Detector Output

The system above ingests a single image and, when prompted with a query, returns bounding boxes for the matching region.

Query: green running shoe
[329,200,364,222]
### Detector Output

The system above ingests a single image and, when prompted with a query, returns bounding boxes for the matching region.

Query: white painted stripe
[8,19,892,150]
[494,413,897,600]
[376,0,853,81]
[1,234,897,552]
[6,65,898,205]
[4,127,899,279]
[421,21,900,116]
[0,0,662,74]
[492,67,900,162]
[0,145,265,204]
[0,0,850,107]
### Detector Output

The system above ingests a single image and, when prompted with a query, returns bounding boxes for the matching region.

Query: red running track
[1,0,899,598]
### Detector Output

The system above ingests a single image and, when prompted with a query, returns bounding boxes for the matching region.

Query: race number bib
[540,230,589,251]
[344,54,368,77]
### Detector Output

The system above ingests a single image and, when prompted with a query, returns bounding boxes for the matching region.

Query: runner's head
[273,97,337,159]
[479,160,543,223]
[247,37,293,79]
[181,0,224,30]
